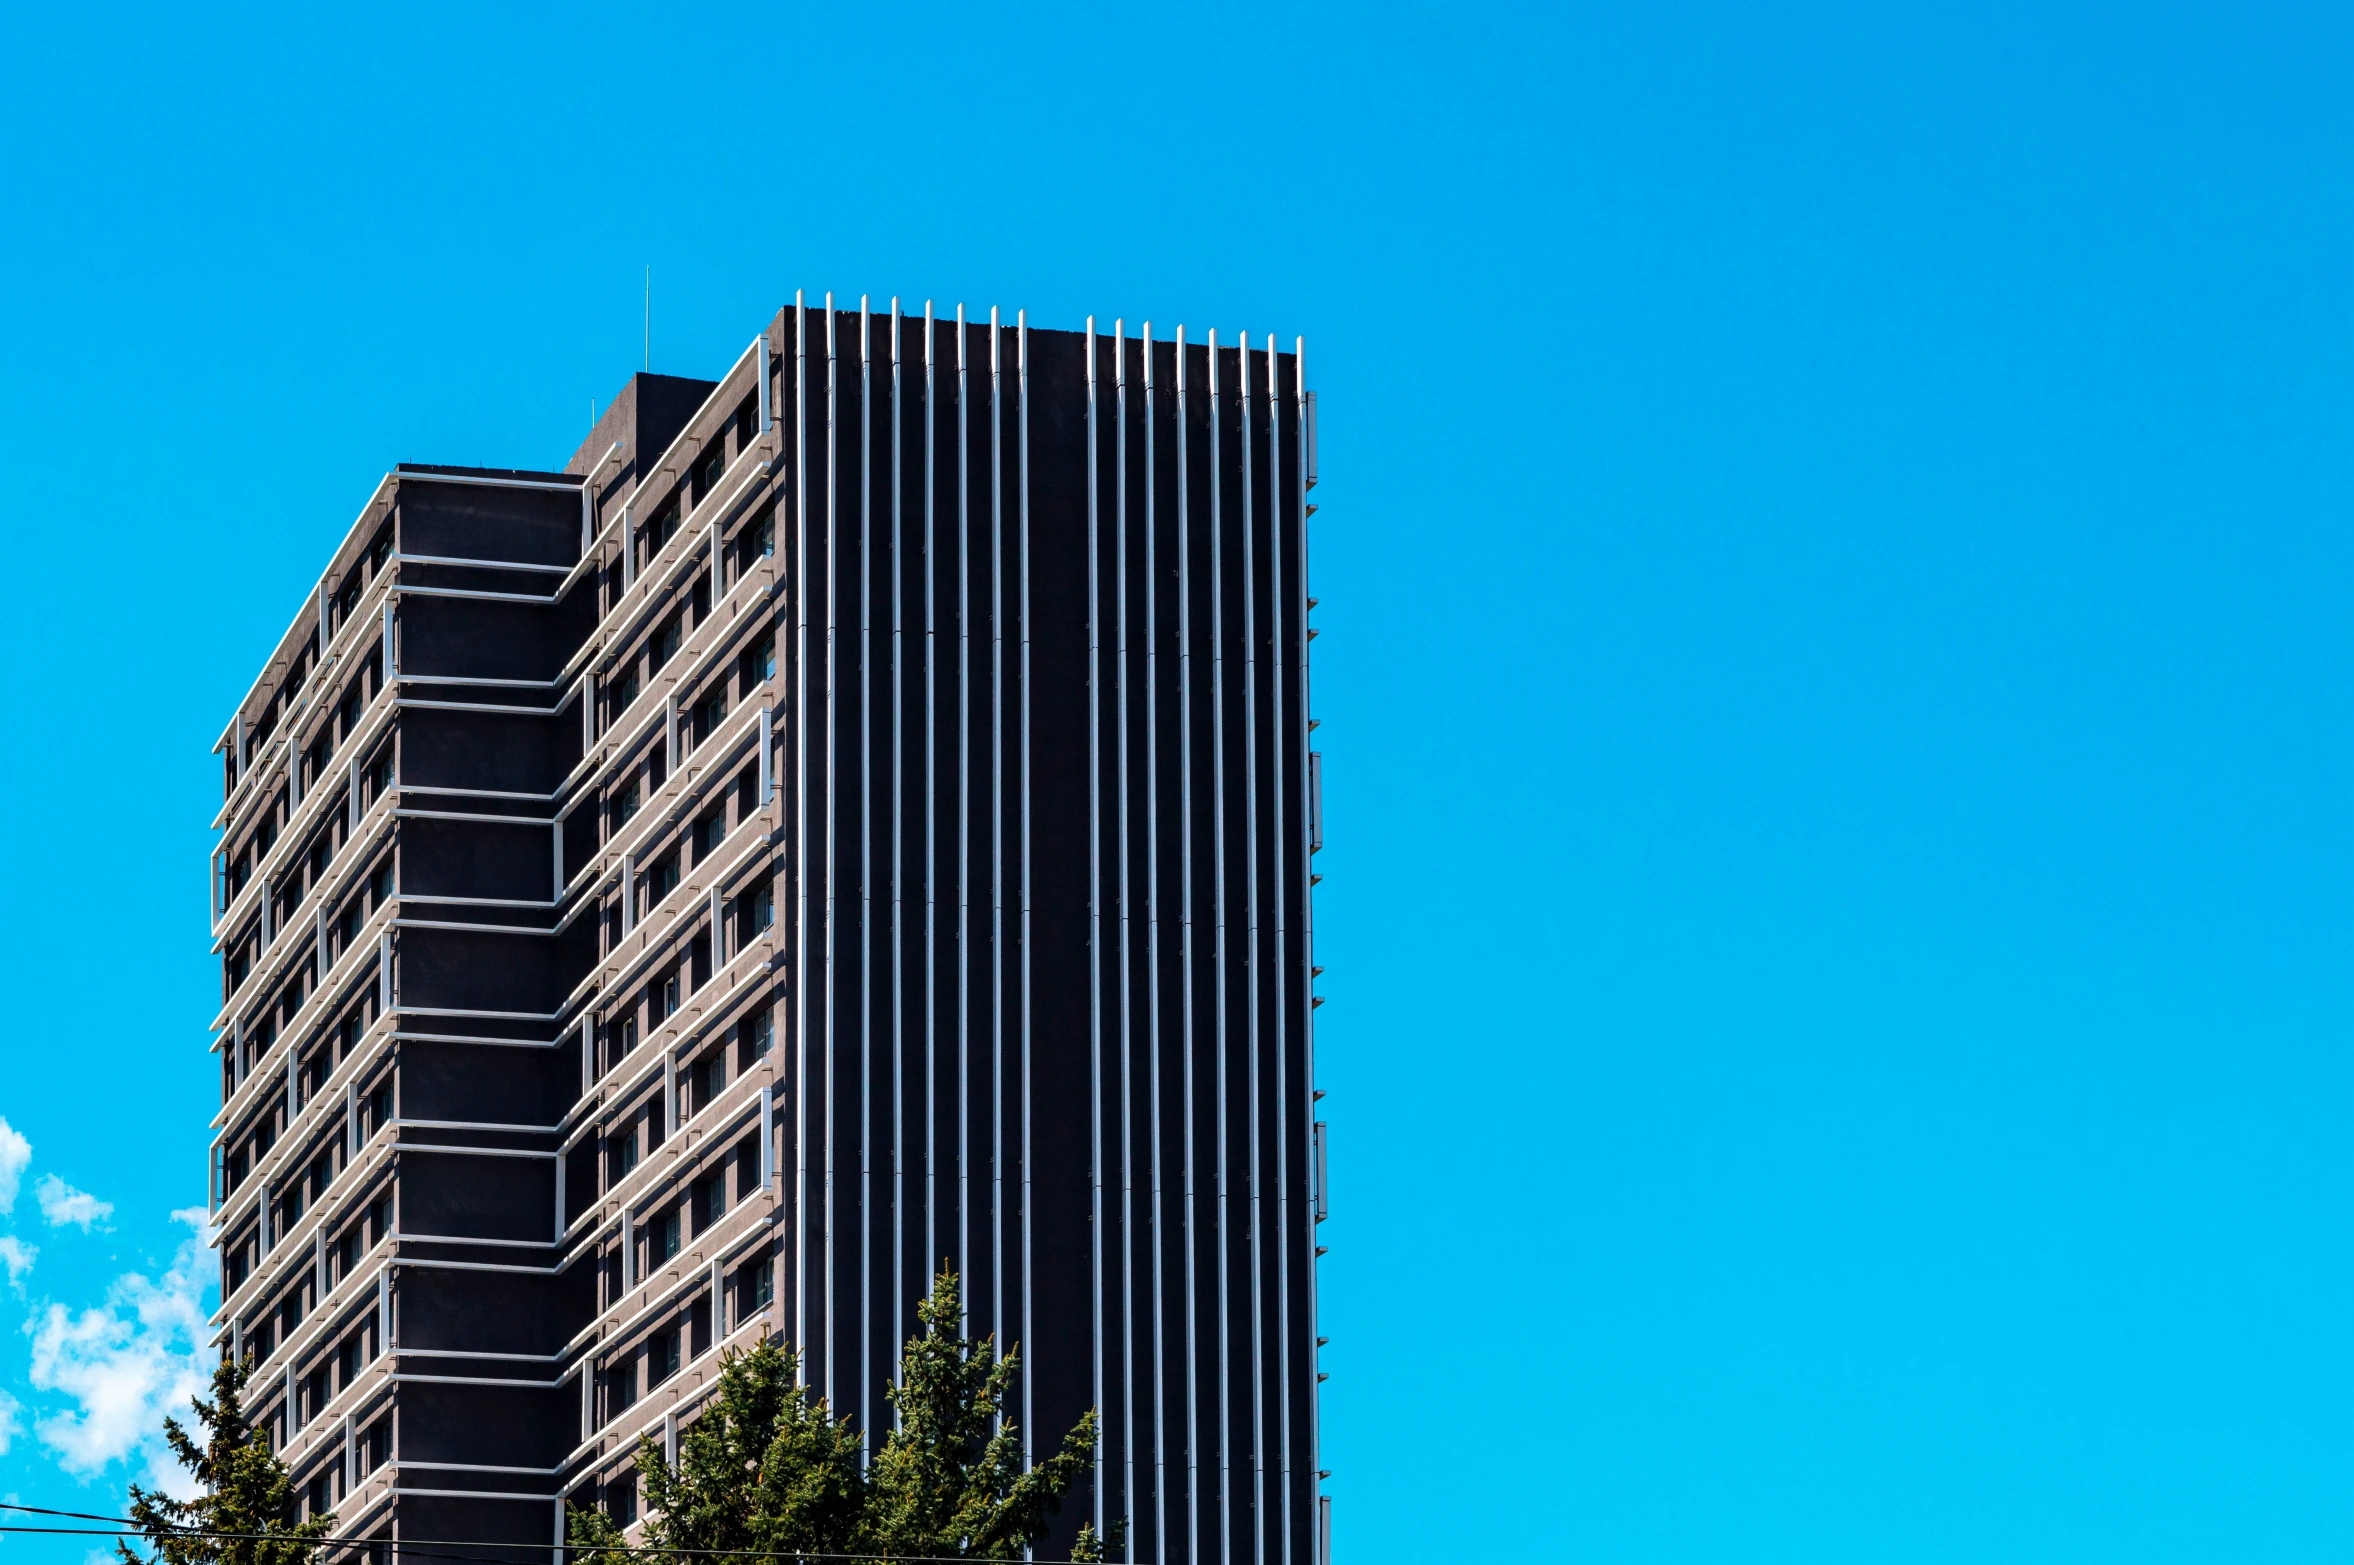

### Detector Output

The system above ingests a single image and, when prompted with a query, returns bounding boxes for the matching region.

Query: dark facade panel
[402,708,567,795]
[396,479,581,567]
[402,1039,564,1124]
[397,927,561,1014]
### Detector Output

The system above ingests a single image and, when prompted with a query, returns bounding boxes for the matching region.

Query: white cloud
[36,1176,112,1232]
[0,1118,29,1213]
[0,1388,19,1453]
[28,1211,214,1493]
[0,1236,34,1286]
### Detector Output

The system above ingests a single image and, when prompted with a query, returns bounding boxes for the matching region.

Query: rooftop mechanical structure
[207,298,1329,1565]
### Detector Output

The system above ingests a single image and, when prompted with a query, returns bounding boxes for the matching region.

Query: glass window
[739,633,776,689]
[695,810,726,861]
[642,501,681,565]
[738,1255,774,1318]
[694,685,727,738]
[739,1009,773,1065]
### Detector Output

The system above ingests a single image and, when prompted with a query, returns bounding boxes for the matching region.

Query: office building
[206,298,1327,1565]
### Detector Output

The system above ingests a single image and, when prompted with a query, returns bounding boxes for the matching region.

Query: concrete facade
[208,302,1326,1565]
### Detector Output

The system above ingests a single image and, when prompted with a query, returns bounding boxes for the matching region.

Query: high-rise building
[206,299,1327,1565]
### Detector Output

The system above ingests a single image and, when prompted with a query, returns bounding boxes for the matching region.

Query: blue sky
[1,1,2351,1560]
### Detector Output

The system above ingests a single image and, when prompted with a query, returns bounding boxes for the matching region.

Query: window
[737,511,776,580]
[307,731,332,785]
[737,1009,773,1069]
[304,1050,331,1099]
[611,779,640,832]
[366,1081,393,1136]
[694,809,726,862]
[693,438,726,501]
[605,1357,639,1419]
[368,862,393,908]
[645,852,679,911]
[649,1324,681,1381]
[733,394,758,454]
[737,885,773,945]
[308,1150,334,1201]
[739,632,776,690]
[303,1364,330,1421]
[656,1210,682,1265]
[368,526,393,573]
[733,1132,762,1202]
[610,663,641,718]
[609,1123,638,1183]
[608,1473,638,1526]
[693,1170,724,1232]
[652,613,683,670]
[690,1050,725,1114]
[735,1255,774,1323]
[305,1470,333,1519]
[608,1013,639,1070]
[692,685,727,743]
[338,683,364,740]
[650,970,680,1024]
[640,500,680,567]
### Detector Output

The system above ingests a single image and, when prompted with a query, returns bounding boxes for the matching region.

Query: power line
[0,1503,1119,1565]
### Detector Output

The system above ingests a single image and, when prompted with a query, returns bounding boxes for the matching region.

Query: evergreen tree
[118,1354,334,1565]
[570,1335,864,1562]
[866,1271,1108,1562]
[570,1269,1109,1563]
